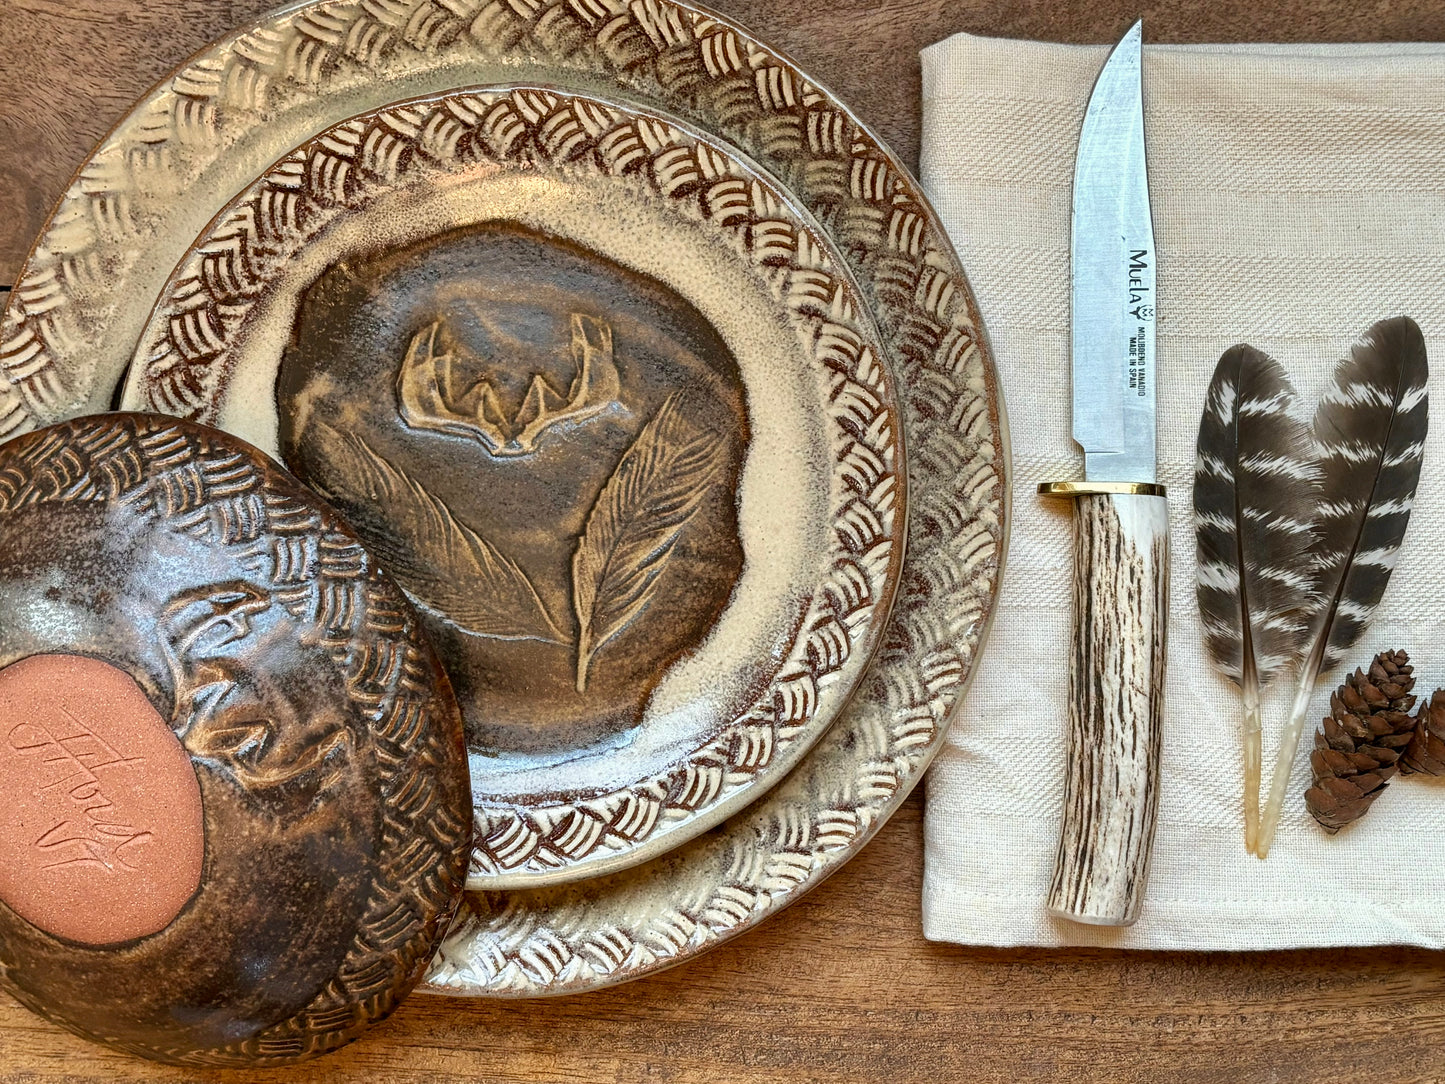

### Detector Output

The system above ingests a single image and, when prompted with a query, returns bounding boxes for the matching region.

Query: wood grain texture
[7,0,1445,1080]
[1050,491,1168,927]
[10,797,1445,1083]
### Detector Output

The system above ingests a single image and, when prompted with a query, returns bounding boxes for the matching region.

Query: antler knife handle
[1038,482,1168,926]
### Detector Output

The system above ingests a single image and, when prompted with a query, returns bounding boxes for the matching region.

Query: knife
[1038,20,1166,927]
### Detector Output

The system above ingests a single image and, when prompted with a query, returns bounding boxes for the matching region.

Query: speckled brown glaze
[277,224,752,761]
[0,413,471,1066]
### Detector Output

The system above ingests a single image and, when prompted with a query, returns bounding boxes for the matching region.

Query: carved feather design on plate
[571,394,728,692]
[317,426,565,643]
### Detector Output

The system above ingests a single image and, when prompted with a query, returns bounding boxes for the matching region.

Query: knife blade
[1038,20,1167,927]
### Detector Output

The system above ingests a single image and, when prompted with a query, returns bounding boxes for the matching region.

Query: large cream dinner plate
[2,0,1008,994]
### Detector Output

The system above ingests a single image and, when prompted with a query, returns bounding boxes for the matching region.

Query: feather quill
[1257,316,1429,857]
[1194,345,1321,853]
[571,394,727,692]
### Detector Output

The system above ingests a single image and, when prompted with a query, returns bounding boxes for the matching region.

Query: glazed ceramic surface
[0,413,471,1063]
[3,0,1008,995]
[124,85,907,889]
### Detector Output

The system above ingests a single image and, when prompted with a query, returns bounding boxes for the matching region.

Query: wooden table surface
[5,1,1445,1080]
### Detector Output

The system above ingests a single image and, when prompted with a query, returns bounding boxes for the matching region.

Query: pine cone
[1304,649,1417,833]
[1404,689,1445,775]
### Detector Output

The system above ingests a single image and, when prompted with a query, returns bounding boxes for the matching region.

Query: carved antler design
[397,312,620,457]
[159,580,354,797]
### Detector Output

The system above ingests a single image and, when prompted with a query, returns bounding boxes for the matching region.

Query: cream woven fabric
[921,33,1445,949]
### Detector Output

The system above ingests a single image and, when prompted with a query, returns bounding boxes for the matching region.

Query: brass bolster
[1038,480,1168,499]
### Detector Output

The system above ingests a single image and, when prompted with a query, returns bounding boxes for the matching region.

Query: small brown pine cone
[1304,649,1417,833]
[1404,689,1445,776]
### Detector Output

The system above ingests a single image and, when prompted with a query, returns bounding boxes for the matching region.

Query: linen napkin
[921,32,1445,949]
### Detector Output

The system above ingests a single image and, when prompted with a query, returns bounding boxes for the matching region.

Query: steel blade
[1072,20,1157,483]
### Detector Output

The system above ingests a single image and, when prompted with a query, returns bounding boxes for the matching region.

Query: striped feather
[1194,345,1320,852]
[1195,346,1321,686]
[1309,316,1429,670]
[1258,316,1429,856]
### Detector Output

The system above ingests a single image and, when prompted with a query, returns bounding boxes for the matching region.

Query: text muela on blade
[1127,247,1151,396]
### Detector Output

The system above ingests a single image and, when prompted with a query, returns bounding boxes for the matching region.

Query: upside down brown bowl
[0,413,472,1066]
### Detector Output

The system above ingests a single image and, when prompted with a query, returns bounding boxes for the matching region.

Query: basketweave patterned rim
[1,0,1008,995]
[126,83,907,890]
